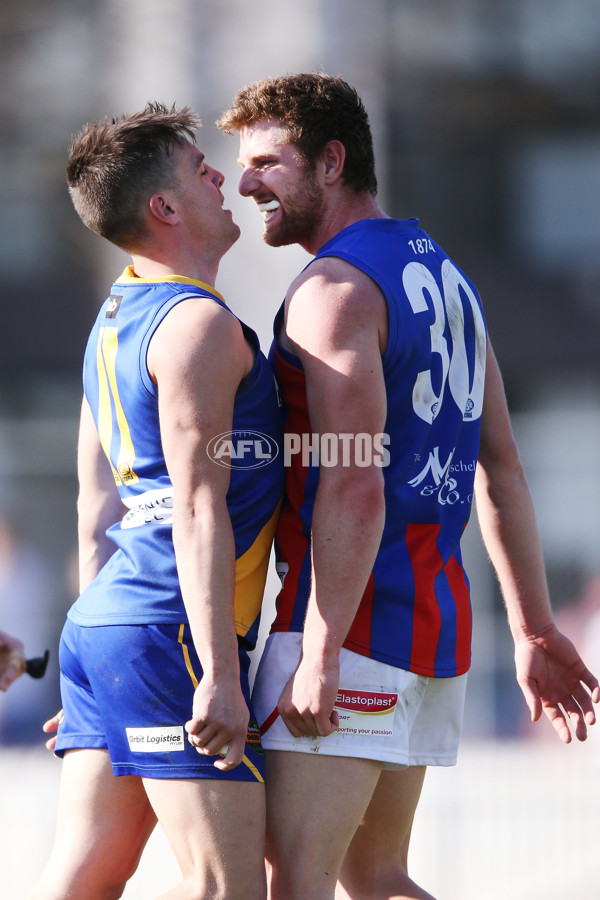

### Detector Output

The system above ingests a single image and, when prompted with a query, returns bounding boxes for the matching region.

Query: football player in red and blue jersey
[219,74,599,900]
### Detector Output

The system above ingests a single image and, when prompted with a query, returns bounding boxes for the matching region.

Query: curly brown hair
[67,102,200,251]
[217,73,377,196]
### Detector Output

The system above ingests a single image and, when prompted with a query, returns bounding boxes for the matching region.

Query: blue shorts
[55,618,265,782]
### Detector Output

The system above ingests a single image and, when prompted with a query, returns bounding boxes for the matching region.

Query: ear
[148,192,180,225]
[321,140,346,185]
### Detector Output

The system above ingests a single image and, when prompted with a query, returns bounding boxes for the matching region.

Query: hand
[277,654,340,738]
[0,630,26,691]
[42,709,64,751]
[514,624,600,743]
[185,675,249,770]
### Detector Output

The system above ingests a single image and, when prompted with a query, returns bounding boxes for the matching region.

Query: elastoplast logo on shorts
[206,430,279,469]
[334,690,398,714]
[333,689,398,738]
[126,725,185,752]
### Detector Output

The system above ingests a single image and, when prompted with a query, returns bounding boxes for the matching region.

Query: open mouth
[257,199,281,223]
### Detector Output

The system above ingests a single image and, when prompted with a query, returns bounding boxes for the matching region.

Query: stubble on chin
[263,228,288,248]
[262,218,313,249]
[261,173,323,248]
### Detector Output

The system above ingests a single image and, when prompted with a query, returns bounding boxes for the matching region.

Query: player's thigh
[31,748,156,898]
[143,776,266,900]
[337,766,427,890]
[264,749,382,900]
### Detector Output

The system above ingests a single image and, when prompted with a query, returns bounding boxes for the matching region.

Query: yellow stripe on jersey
[96,328,122,486]
[97,326,139,486]
[177,624,265,783]
[233,499,282,639]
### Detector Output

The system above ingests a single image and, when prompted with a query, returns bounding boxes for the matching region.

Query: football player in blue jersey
[29,103,283,900]
[218,74,599,900]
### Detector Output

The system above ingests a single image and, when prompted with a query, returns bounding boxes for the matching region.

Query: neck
[302,192,388,256]
[130,243,220,287]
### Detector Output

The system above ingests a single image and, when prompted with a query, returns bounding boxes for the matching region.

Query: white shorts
[252,632,467,769]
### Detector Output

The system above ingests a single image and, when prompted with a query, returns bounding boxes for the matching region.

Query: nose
[208,165,225,189]
[238,166,259,198]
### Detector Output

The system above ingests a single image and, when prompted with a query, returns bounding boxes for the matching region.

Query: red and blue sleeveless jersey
[69,267,283,650]
[270,219,487,676]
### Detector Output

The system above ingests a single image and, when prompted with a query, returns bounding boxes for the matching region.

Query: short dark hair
[217,73,377,196]
[66,102,200,250]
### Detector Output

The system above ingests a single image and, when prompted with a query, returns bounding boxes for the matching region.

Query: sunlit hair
[217,73,377,196]
[66,102,200,251]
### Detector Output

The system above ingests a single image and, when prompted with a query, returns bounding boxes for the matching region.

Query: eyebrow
[236,153,277,168]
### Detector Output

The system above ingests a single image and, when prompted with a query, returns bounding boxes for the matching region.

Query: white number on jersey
[402,260,486,424]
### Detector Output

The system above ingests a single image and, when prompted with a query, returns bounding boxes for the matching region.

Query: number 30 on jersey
[403,260,487,424]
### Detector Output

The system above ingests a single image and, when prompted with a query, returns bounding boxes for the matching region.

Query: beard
[263,168,324,248]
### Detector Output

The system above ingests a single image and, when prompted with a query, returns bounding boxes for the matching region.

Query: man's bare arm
[148,297,253,768]
[475,339,599,742]
[77,397,126,592]
[277,258,388,737]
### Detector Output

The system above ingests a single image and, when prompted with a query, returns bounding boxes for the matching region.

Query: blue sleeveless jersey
[270,219,487,676]
[69,267,284,650]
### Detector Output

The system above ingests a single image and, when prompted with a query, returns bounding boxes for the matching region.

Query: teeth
[258,200,280,212]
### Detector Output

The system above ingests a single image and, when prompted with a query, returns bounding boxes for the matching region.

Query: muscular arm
[77,396,126,592]
[475,339,599,741]
[148,298,253,768]
[277,258,388,737]
[43,398,125,748]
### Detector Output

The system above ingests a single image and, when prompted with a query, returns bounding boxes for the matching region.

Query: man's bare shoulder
[148,295,249,382]
[289,254,381,299]
[285,254,387,352]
